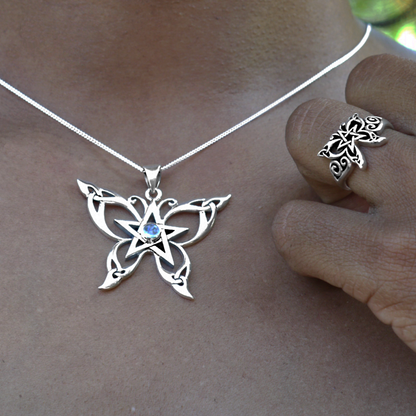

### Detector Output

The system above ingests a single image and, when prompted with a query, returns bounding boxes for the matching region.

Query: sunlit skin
[0,0,416,414]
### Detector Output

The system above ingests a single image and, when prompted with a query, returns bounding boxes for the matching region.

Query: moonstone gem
[142,223,161,241]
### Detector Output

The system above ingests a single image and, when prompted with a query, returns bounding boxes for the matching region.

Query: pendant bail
[143,165,161,194]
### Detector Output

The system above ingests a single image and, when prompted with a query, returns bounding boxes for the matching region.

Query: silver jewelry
[78,168,231,300]
[0,25,372,299]
[318,113,392,189]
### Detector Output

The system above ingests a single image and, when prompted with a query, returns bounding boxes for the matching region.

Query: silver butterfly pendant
[78,175,231,300]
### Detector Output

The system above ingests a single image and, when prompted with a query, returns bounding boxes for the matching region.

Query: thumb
[272,200,381,303]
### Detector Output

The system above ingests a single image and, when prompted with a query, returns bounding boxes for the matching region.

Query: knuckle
[347,54,397,91]
[359,224,416,316]
[351,53,395,76]
[378,225,416,272]
[347,54,416,109]
[273,201,321,276]
[285,98,333,161]
[380,135,416,195]
[272,200,302,260]
[343,278,376,304]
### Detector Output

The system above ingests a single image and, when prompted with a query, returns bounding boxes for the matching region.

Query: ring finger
[285,98,415,213]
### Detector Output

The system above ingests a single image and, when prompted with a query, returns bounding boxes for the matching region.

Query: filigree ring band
[318,113,393,190]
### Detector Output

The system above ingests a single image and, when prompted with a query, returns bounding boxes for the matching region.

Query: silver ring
[317,113,392,190]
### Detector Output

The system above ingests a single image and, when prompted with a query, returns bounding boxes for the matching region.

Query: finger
[272,199,381,303]
[286,99,352,204]
[286,98,416,210]
[346,54,416,136]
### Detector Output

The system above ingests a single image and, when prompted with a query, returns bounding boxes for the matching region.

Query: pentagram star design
[337,124,368,159]
[77,179,231,299]
[115,199,188,266]
[318,113,389,187]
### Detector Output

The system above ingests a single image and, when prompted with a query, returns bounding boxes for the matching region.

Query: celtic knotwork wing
[318,113,389,186]
[77,179,231,299]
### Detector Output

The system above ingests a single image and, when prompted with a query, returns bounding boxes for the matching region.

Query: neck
[0,0,360,97]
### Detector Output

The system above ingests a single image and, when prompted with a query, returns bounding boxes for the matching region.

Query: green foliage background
[350,0,416,49]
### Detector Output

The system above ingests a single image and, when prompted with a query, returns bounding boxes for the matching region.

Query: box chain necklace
[0,25,372,299]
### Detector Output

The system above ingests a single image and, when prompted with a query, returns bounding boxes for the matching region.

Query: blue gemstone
[142,223,161,241]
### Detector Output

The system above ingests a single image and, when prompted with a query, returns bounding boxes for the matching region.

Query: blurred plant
[350,0,416,50]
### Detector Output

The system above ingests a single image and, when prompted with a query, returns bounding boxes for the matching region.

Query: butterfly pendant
[77,169,231,300]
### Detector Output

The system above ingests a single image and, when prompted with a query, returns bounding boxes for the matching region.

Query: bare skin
[1,1,416,415]
[274,54,416,353]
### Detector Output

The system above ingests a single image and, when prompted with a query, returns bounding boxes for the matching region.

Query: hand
[273,54,416,352]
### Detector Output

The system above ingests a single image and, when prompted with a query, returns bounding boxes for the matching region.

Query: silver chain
[0,25,371,173]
